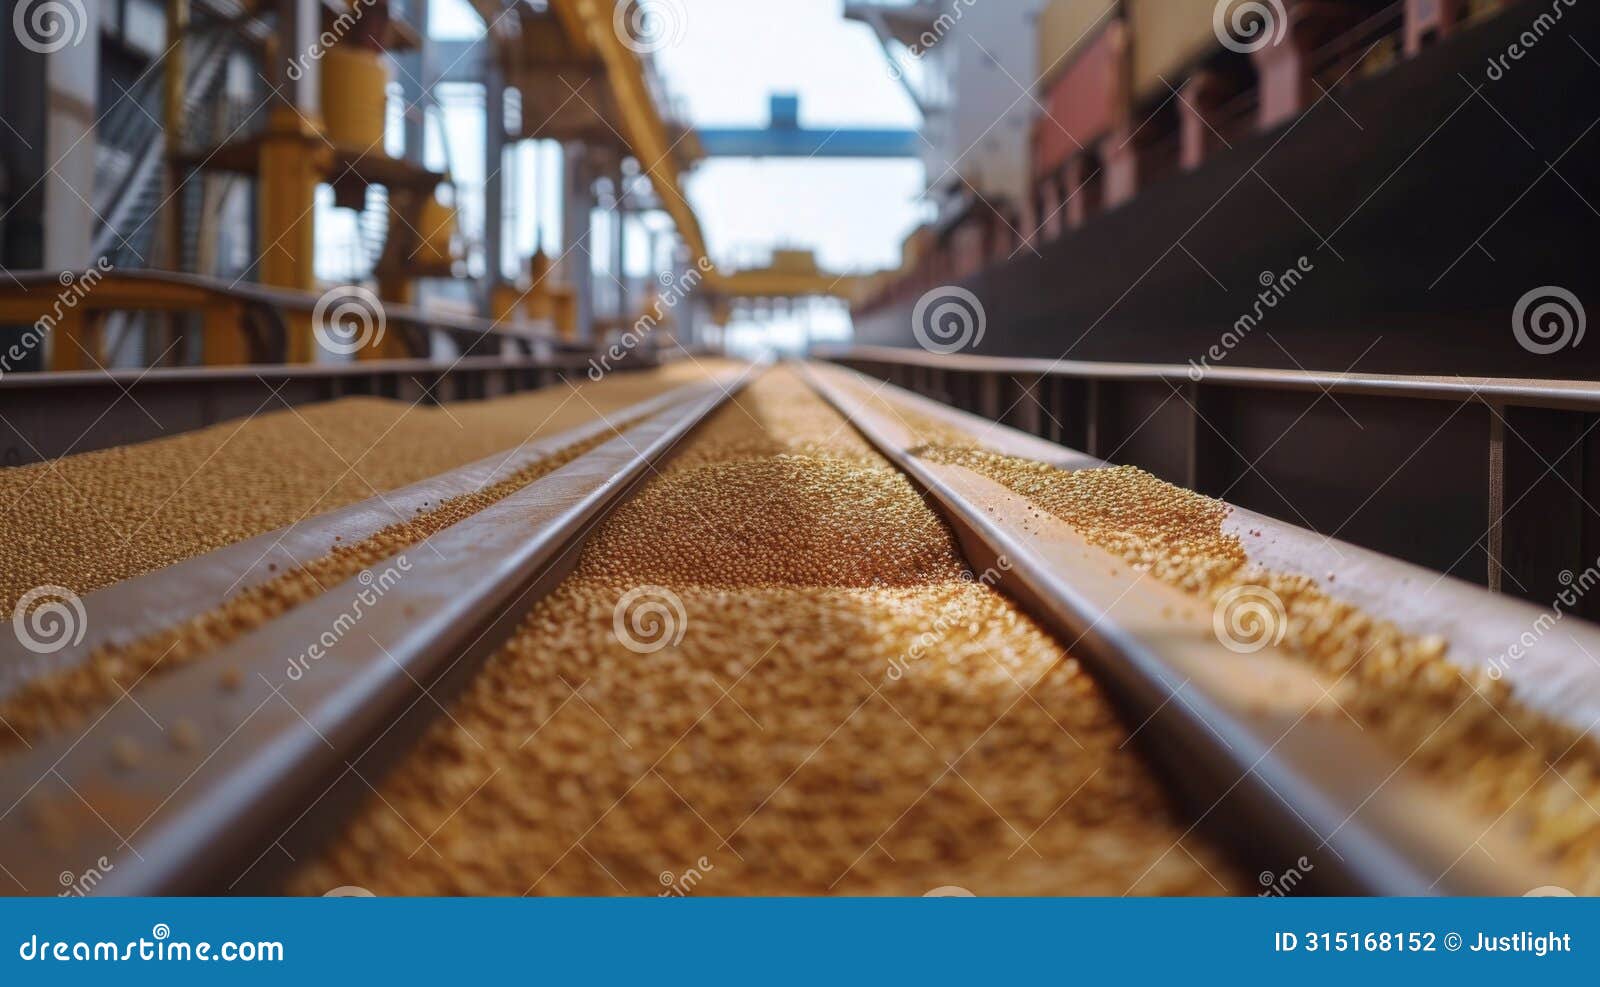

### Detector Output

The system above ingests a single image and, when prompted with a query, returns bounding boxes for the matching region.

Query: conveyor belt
[0,371,750,894]
[0,363,1595,896]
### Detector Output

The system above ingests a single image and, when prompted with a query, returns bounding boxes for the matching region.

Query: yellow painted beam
[708,270,873,302]
[257,106,332,362]
[551,0,712,266]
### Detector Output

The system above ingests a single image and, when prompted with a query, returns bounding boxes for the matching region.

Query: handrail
[0,268,575,350]
[814,345,1600,412]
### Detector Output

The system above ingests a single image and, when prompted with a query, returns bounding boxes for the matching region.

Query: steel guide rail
[812,345,1600,410]
[0,376,732,699]
[801,360,1563,896]
[816,347,1600,624]
[0,367,756,895]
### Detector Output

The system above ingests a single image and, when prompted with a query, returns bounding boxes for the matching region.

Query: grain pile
[0,360,734,612]
[291,369,1240,896]
[869,390,1600,893]
[0,362,737,750]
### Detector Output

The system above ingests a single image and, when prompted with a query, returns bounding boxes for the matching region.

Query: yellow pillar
[364,276,415,361]
[202,302,250,366]
[491,283,524,328]
[47,309,98,372]
[258,106,329,362]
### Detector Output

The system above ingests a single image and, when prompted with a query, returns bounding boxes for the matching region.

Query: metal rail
[803,360,1576,896]
[0,368,754,895]
[818,346,1600,623]
[0,377,726,697]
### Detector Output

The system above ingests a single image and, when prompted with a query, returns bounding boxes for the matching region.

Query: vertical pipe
[613,177,629,323]
[482,57,506,317]
[563,144,594,340]
[259,0,326,361]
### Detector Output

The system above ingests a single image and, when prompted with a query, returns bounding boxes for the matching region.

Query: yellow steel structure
[710,250,880,304]
[321,46,391,150]
[0,274,264,369]
[544,0,712,265]
[258,106,331,363]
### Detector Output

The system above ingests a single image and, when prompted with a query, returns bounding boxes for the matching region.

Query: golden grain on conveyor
[289,369,1241,896]
[0,361,739,750]
[861,385,1600,894]
[0,360,736,612]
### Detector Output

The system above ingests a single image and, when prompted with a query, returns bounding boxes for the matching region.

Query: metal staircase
[91,30,234,268]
